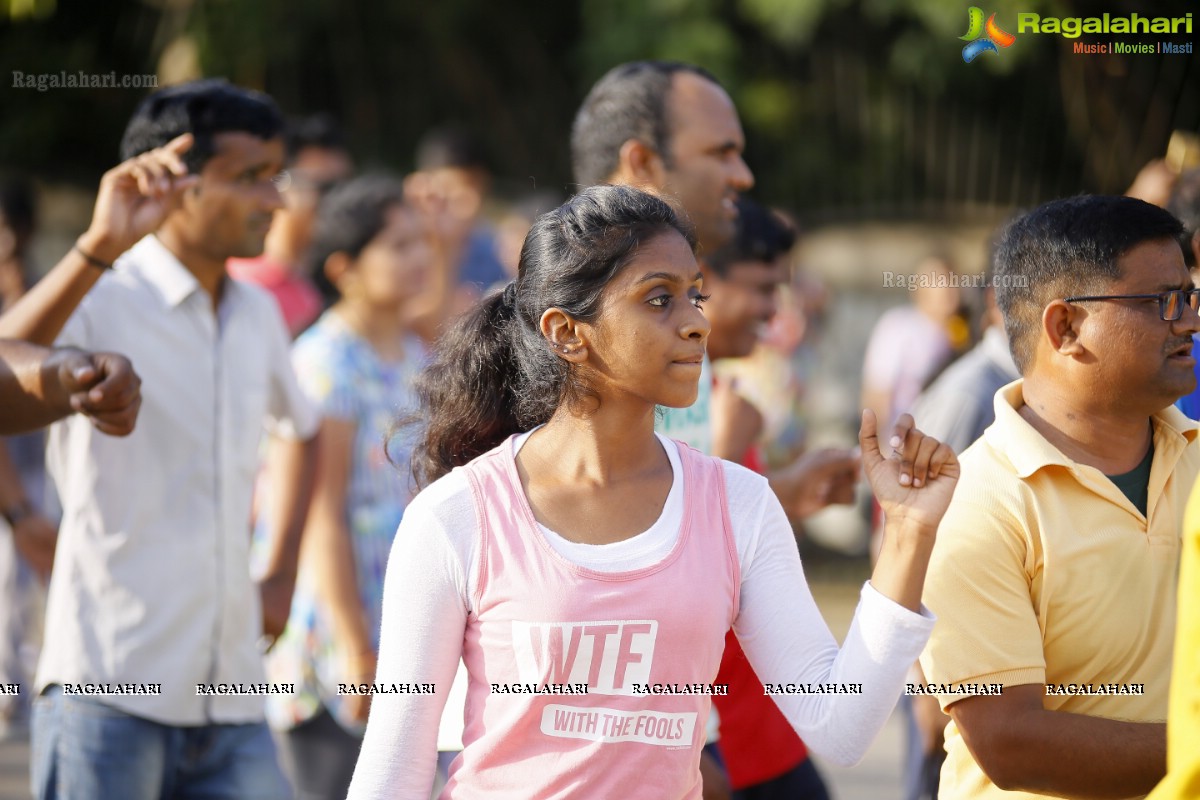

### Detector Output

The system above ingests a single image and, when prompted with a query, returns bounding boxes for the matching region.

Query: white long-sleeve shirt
[349,434,934,797]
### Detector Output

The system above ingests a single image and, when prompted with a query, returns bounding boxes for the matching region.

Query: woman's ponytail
[406,285,523,486]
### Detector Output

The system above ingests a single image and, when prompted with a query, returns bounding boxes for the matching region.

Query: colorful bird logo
[960,7,1016,63]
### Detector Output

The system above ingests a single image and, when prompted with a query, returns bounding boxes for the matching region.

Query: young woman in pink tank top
[347,185,959,799]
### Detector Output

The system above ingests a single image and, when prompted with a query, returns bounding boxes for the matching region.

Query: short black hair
[706,197,795,277]
[570,61,720,188]
[1167,167,1200,267]
[994,194,1184,374]
[285,113,348,163]
[415,125,489,172]
[308,174,407,305]
[119,79,284,173]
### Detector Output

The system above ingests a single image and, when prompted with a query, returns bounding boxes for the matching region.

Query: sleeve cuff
[853,580,937,665]
[921,666,1046,710]
[861,579,936,624]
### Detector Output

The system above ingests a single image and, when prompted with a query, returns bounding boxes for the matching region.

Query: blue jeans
[31,685,291,799]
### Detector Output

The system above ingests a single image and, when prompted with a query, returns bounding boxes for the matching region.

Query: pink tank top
[443,435,741,799]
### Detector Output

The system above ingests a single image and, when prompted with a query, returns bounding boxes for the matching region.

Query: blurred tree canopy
[2,0,1198,221]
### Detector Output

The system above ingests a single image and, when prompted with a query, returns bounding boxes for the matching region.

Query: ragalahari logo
[961,7,1016,62]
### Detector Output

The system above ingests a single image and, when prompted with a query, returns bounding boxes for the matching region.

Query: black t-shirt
[1107,438,1155,516]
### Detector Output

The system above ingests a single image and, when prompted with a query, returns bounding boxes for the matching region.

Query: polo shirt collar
[121,234,204,308]
[986,379,1198,480]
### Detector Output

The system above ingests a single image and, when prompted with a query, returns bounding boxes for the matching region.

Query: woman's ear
[539,307,588,363]
[324,251,353,294]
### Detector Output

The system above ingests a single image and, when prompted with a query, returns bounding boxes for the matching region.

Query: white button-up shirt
[39,234,319,725]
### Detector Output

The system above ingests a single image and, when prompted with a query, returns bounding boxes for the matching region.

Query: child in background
[265,175,438,800]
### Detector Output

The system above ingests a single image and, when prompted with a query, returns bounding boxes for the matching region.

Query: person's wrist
[258,559,298,584]
[881,514,939,546]
[40,347,87,414]
[76,228,126,268]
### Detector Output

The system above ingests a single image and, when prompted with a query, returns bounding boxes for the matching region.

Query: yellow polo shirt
[1148,478,1200,799]
[919,379,1199,800]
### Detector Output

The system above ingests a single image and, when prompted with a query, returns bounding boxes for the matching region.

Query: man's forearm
[968,707,1165,797]
[0,340,73,433]
[0,238,112,345]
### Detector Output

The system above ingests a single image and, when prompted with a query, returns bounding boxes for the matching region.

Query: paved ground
[0,568,908,800]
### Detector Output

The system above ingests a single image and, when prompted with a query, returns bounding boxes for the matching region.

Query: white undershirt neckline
[512,430,683,572]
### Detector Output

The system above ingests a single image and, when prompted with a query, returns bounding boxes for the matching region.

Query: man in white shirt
[0,79,318,799]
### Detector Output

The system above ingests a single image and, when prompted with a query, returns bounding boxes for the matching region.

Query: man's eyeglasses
[273,170,340,196]
[1063,288,1200,321]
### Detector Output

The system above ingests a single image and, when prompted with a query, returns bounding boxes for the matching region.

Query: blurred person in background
[263,175,440,800]
[912,278,1019,456]
[0,175,54,739]
[493,192,564,282]
[1126,158,1180,210]
[405,125,502,313]
[861,255,963,432]
[0,79,319,799]
[0,174,36,312]
[861,253,964,800]
[229,113,354,336]
[712,214,826,470]
[572,62,859,797]
[1167,167,1200,419]
[704,197,836,800]
[699,197,858,521]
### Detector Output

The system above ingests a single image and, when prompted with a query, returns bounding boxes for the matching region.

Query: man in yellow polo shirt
[919,194,1200,799]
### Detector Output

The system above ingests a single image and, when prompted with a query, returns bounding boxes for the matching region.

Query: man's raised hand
[77,133,199,264]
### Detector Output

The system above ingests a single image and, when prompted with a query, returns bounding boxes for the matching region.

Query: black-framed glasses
[1063,288,1200,321]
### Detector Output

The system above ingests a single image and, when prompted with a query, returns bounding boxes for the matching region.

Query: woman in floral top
[265,174,450,800]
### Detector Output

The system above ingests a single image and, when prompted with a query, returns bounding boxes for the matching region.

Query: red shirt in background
[228,255,323,338]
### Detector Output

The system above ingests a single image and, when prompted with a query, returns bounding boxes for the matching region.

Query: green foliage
[737,0,839,47]
[1,0,55,21]
[578,0,737,82]
[1,0,1197,221]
